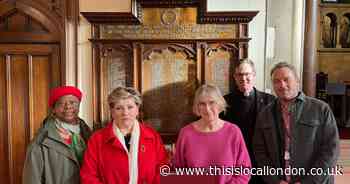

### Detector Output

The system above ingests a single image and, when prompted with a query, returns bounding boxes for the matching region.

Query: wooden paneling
[0,44,60,184]
[92,40,240,143]
[31,55,50,139]
[0,1,70,184]
[319,52,350,82]
[0,54,9,184]
[10,55,28,184]
[205,43,237,95]
[142,44,198,132]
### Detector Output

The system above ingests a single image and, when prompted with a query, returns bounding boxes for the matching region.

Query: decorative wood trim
[239,42,249,60]
[89,38,251,44]
[132,43,142,91]
[205,43,239,55]
[5,55,13,184]
[81,0,142,24]
[0,3,60,42]
[140,0,199,7]
[28,54,34,142]
[72,0,79,86]
[92,24,100,39]
[100,44,133,57]
[140,0,258,24]
[142,43,196,60]
[92,43,102,129]
[198,11,259,24]
[0,32,58,43]
[318,48,350,52]
[80,12,141,24]
[198,0,258,24]
[82,0,258,24]
[196,42,206,84]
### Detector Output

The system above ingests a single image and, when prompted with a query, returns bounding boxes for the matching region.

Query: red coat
[80,122,168,184]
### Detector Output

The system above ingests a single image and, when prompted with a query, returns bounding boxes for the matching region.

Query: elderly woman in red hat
[80,86,168,184]
[23,86,92,184]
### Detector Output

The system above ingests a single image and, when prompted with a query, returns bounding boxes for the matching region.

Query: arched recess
[339,13,350,48]
[0,1,78,184]
[322,12,338,48]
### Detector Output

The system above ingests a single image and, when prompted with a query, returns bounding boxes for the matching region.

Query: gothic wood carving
[198,1,258,24]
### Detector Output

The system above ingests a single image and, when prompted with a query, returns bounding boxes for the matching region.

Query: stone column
[303,0,319,97]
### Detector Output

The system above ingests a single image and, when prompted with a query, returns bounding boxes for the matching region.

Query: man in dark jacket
[220,59,275,184]
[253,62,339,184]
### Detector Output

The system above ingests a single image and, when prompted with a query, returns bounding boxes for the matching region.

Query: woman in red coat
[80,87,168,184]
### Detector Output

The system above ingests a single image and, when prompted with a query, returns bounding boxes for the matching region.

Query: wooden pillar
[303,0,319,97]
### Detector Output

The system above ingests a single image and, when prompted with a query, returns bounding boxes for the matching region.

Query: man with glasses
[23,86,92,184]
[220,59,275,184]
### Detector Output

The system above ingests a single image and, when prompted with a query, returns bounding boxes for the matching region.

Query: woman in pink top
[173,84,251,184]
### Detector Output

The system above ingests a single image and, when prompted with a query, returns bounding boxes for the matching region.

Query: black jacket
[220,88,275,184]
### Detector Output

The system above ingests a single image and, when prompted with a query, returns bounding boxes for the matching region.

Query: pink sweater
[173,122,251,184]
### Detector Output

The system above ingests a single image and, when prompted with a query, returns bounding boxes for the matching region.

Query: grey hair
[192,84,227,116]
[270,62,299,80]
[108,86,142,108]
[236,58,256,73]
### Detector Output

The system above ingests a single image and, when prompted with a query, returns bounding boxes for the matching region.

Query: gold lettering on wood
[101,8,237,39]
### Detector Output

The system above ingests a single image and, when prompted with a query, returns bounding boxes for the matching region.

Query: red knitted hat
[49,86,82,107]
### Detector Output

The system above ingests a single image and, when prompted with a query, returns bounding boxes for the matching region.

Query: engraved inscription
[101,24,236,39]
[213,59,230,95]
[142,48,197,132]
[108,57,126,94]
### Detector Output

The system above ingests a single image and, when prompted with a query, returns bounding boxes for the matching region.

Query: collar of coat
[277,91,306,105]
[37,116,91,165]
[262,92,307,129]
[101,121,156,151]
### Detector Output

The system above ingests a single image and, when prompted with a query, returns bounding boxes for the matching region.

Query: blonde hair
[108,86,142,108]
[192,84,227,116]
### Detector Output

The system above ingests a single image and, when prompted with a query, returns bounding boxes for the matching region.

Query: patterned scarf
[55,119,86,163]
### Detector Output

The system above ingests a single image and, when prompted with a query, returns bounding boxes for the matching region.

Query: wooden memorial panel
[205,43,238,95]
[141,44,198,133]
[99,44,133,124]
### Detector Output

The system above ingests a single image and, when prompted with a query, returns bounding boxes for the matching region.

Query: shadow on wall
[141,81,199,134]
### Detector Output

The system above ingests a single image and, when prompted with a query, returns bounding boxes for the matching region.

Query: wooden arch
[0,1,62,43]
